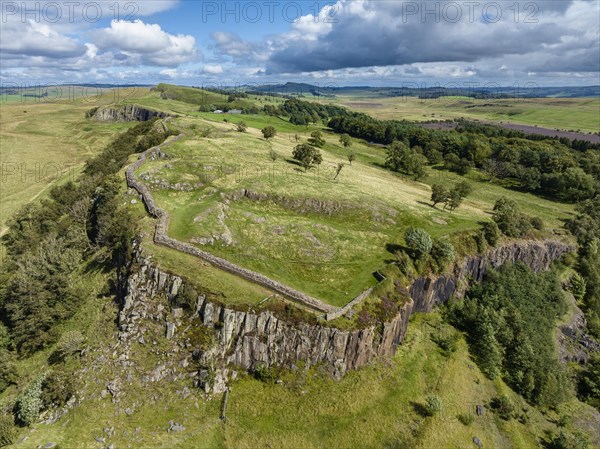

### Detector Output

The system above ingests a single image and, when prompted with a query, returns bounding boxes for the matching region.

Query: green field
[335,96,600,134]
[0,88,150,233]
[127,93,574,306]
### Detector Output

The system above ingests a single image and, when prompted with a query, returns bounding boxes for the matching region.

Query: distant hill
[245,82,600,99]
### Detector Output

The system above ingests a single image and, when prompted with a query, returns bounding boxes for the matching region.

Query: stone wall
[126,136,338,314]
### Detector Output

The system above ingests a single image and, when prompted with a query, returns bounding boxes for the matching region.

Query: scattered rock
[168,420,186,433]
[473,436,483,448]
[166,322,176,339]
[476,405,485,416]
[43,443,57,449]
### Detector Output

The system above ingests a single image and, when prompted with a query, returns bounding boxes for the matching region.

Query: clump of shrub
[0,414,16,446]
[492,197,534,237]
[424,395,443,416]
[570,272,587,304]
[431,327,461,356]
[404,227,432,259]
[174,284,199,310]
[577,354,600,409]
[530,216,544,231]
[457,412,475,426]
[41,366,76,409]
[252,363,278,383]
[15,374,46,426]
[547,430,590,449]
[481,221,501,246]
[490,395,514,420]
[430,239,455,272]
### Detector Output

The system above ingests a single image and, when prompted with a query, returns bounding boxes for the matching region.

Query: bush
[253,363,277,383]
[457,412,475,426]
[0,350,17,394]
[570,272,587,304]
[42,367,75,409]
[481,221,501,246]
[492,197,533,237]
[173,284,198,310]
[0,414,16,447]
[15,374,45,426]
[530,216,544,231]
[431,240,455,271]
[490,396,514,420]
[236,122,247,132]
[577,354,600,409]
[548,430,589,449]
[261,126,276,140]
[431,327,460,356]
[424,395,442,416]
[404,228,432,259]
[51,331,85,363]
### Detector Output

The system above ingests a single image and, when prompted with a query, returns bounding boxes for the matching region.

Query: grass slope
[10,313,598,449]
[132,112,573,307]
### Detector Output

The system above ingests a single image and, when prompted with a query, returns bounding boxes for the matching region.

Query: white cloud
[0,19,86,58]
[93,20,198,66]
[202,64,223,75]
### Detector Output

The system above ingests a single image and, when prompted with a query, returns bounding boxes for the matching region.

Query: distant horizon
[3,82,600,89]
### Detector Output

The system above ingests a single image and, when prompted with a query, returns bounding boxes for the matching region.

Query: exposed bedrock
[119,239,572,388]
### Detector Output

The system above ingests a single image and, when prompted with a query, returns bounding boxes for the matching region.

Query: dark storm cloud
[260,0,598,75]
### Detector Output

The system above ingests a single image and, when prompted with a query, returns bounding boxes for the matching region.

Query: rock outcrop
[89,104,172,122]
[410,240,573,312]
[119,253,413,384]
[119,239,572,390]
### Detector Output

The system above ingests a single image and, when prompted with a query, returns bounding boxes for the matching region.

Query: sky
[1,0,599,88]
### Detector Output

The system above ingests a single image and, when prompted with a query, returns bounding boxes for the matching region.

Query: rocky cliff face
[410,240,573,312]
[90,104,172,122]
[119,252,413,387]
[119,240,572,391]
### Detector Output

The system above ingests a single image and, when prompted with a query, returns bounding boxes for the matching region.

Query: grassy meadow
[0,88,151,234]
[131,101,573,306]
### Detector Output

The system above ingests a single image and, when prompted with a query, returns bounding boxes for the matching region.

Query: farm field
[336,95,600,134]
[0,88,148,233]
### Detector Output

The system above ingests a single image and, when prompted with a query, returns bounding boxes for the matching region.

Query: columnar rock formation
[119,239,573,387]
[90,104,172,122]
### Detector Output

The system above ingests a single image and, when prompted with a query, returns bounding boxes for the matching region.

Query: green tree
[347,150,356,165]
[473,314,503,379]
[482,221,501,246]
[385,141,427,180]
[404,228,433,259]
[431,184,449,208]
[492,197,532,237]
[292,144,323,172]
[261,126,276,140]
[431,240,455,271]
[577,354,600,409]
[308,130,325,147]
[339,133,352,148]
[236,122,247,132]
